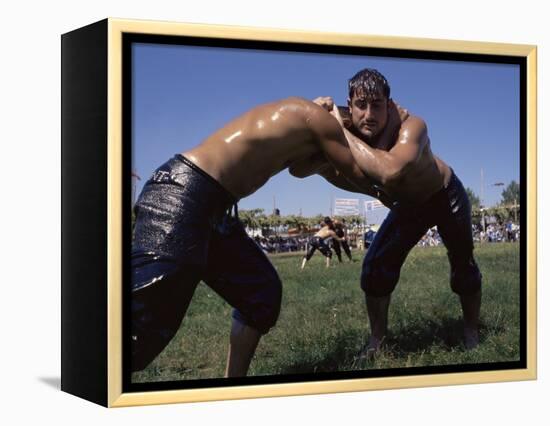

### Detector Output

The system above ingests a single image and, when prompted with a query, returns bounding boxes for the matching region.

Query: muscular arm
[323,229,343,242]
[374,100,409,150]
[287,150,359,191]
[303,101,381,191]
[287,100,387,197]
[317,165,369,193]
[329,230,343,242]
[303,102,396,207]
[288,152,330,178]
[317,165,393,207]
[346,115,429,186]
[289,151,383,196]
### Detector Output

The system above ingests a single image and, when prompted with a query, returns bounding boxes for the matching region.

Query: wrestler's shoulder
[249,97,312,116]
[401,114,428,133]
[269,96,320,111]
[251,97,334,132]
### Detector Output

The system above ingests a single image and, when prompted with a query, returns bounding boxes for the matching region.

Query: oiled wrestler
[316,68,482,354]
[332,219,353,262]
[301,217,341,269]
[131,96,390,376]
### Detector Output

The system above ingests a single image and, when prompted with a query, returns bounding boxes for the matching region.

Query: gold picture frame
[61,17,537,407]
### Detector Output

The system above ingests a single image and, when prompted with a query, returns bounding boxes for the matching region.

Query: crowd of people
[251,219,521,255]
[254,235,308,253]
[474,221,520,243]
[408,221,521,248]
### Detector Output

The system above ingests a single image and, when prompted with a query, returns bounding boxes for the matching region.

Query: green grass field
[132,242,520,383]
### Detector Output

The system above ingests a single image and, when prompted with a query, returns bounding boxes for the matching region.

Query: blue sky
[132,43,520,223]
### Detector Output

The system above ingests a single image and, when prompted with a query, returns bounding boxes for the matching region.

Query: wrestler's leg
[316,239,333,269]
[225,319,261,377]
[333,240,343,263]
[343,241,353,261]
[364,294,391,354]
[436,178,482,349]
[361,209,428,355]
[131,169,211,372]
[438,221,482,349]
[205,222,282,377]
[459,290,481,349]
[131,267,200,372]
[301,240,317,269]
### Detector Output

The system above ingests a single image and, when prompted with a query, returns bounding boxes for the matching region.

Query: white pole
[481,168,486,232]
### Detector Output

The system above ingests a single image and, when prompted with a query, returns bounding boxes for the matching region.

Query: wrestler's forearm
[344,128,400,184]
[318,166,378,196]
[321,172,364,194]
[375,101,403,150]
[317,134,382,192]
[322,157,395,208]
[311,104,395,191]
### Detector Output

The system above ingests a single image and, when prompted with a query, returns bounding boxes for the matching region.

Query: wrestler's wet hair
[323,216,335,230]
[348,68,391,100]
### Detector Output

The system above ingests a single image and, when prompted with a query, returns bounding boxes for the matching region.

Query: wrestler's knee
[360,257,400,297]
[130,269,198,372]
[232,274,282,334]
[448,254,482,295]
[131,296,180,372]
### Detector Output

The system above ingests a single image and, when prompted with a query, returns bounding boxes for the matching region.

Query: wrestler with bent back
[131,96,401,376]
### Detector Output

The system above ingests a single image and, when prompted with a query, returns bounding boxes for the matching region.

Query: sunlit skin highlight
[342,91,452,205]
[183,97,382,200]
[224,130,242,144]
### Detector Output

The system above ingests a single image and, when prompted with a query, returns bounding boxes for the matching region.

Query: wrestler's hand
[389,100,409,124]
[329,103,345,127]
[313,96,335,111]
[337,106,352,129]
[377,100,407,144]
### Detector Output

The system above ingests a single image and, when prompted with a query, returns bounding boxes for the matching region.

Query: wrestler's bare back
[183,97,359,199]
[315,226,338,240]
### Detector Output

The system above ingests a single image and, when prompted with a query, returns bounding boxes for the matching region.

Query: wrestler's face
[348,89,389,142]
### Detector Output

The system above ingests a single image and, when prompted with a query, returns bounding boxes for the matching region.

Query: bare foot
[357,336,384,360]
[464,327,479,350]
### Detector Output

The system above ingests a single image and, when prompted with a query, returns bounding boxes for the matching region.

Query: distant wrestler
[131,96,398,376]
[315,68,482,354]
[300,217,341,269]
[332,219,353,262]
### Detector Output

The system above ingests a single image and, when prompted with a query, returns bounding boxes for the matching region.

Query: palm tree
[267,214,283,236]
[500,181,520,206]
[240,208,265,233]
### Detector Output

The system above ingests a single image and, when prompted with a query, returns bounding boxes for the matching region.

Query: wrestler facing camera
[315,68,482,354]
[131,96,396,376]
[301,217,342,269]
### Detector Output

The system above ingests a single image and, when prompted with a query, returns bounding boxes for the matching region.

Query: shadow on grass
[279,330,364,375]
[383,317,492,355]
[387,317,464,353]
[277,318,495,374]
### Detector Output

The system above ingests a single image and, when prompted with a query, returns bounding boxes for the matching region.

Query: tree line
[238,208,366,235]
[465,180,520,223]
